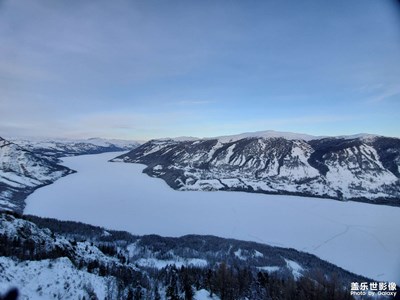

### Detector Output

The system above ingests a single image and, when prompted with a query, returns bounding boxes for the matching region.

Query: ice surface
[24,152,400,283]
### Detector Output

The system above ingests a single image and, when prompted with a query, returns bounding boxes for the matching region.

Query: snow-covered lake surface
[25,152,400,283]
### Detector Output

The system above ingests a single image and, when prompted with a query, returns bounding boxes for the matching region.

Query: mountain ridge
[112,132,400,206]
[152,130,386,143]
[0,136,74,213]
[9,137,140,158]
[0,136,140,213]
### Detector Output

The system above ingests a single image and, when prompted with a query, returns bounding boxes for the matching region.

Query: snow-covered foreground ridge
[113,133,400,206]
[0,212,372,300]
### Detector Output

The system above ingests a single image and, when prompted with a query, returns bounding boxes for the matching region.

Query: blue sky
[1,0,399,140]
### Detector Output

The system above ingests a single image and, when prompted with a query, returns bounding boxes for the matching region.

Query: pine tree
[166,272,180,300]
[134,286,143,300]
[153,284,161,300]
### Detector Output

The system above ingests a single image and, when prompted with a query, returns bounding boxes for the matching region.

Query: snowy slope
[0,257,116,300]
[0,213,125,299]
[112,133,400,206]
[0,136,140,213]
[0,137,73,213]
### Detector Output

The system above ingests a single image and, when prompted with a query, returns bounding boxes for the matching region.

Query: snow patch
[234,249,247,260]
[194,289,221,300]
[285,259,304,280]
[135,257,207,269]
[257,266,280,273]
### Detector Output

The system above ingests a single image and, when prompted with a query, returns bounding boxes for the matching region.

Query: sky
[1,0,400,141]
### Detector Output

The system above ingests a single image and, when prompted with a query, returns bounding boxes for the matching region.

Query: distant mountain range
[112,130,400,206]
[0,136,140,212]
[156,130,379,143]
[9,137,140,159]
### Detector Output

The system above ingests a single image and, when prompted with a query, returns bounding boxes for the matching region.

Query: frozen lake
[25,152,400,283]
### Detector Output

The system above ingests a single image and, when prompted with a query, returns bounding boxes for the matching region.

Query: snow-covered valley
[24,152,400,283]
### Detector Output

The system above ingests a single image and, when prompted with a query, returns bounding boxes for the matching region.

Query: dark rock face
[113,135,400,206]
[372,137,400,177]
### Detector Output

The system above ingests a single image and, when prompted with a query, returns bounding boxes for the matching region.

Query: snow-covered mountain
[10,137,140,159]
[112,132,400,206]
[0,136,140,213]
[213,130,323,143]
[0,211,371,299]
[0,137,74,213]
[157,130,379,143]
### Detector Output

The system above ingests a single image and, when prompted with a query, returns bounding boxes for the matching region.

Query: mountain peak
[212,130,322,143]
[333,133,380,140]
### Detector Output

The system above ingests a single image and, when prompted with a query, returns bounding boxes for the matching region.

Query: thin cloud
[0,61,53,82]
[366,84,400,103]
[175,100,214,105]
[355,83,384,93]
